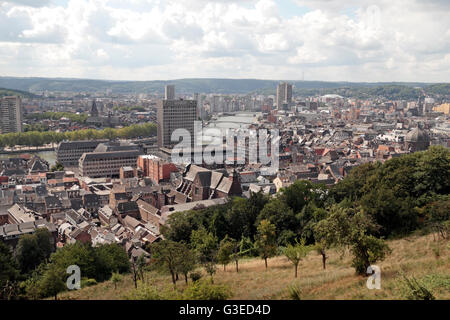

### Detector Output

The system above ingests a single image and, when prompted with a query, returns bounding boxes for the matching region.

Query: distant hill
[0,77,448,97]
[0,87,37,98]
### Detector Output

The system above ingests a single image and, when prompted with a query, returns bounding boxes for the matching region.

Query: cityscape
[0,0,449,309]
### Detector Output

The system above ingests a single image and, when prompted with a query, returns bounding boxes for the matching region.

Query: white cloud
[0,0,448,82]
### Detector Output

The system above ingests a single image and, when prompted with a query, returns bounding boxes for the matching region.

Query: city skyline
[0,0,449,83]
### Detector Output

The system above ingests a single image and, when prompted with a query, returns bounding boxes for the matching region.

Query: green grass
[57,233,450,300]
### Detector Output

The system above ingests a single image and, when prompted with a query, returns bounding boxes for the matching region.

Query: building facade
[276,82,293,110]
[137,155,178,184]
[165,85,175,100]
[56,140,108,167]
[157,99,197,148]
[0,96,23,133]
[79,150,141,178]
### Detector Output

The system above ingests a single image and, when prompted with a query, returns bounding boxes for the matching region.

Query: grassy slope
[58,233,449,300]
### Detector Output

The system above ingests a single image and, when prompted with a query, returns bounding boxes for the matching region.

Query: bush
[81,278,97,288]
[288,283,302,300]
[183,279,232,300]
[397,273,435,300]
[189,271,203,282]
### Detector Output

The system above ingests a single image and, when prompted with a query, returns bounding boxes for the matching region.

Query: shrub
[288,283,302,300]
[183,279,232,300]
[189,271,203,282]
[397,273,435,300]
[81,278,97,288]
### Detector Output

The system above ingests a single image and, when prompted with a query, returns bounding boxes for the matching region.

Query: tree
[15,234,41,274]
[191,227,218,281]
[279,180,327,214]
[314,205,391,275]
[136,254,147,283]
[38,265,66,300]
[151,240,184,286]
[315,241,329,270]
[49,242,97,280]
[14,228,52,274]
[110,272,122,290]
[257,198,297,242]
[131,260,139,289]
[94,243,130,281]
[50,161,65,172]
[0,242,19,299]
[217,236,234,271]
[175,242,197,284]
[284,239,311,278]
[255,220,277,270]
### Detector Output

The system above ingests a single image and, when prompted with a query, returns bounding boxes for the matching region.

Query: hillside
[0,87,37,98]
[0,76,445,96]
[58,233,449,300]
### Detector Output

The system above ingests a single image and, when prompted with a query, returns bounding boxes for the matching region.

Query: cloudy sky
[0,0,449,82]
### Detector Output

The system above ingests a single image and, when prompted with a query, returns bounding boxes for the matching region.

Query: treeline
[0,230,130,300]
[25,112,89,124]
[290,84,450,100]
[425,83,450,96]
[0,123,156,148]
[153,146,449,281]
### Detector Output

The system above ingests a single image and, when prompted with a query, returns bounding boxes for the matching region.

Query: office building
[157,99,197,148]
[276,82,293,110]
[165,85,175,100]
[56,140,108,167]
[0,96,23,133]
[79,150,142,178]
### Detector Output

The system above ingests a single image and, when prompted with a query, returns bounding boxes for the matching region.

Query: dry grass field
[58,233,449,300]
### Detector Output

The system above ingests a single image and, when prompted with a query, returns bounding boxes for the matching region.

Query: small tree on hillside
[175,242,197,284]
[217,236,234,271]
[110,272,122,290]
[38,265,66,300]
[314,205,391,275]
[314,241,329,270]
[136,254,147,283]
[255,220,277,270]
[284,239,311,278]
[191,228,218,282]
[230,238,242,272]
[151,240,183,286]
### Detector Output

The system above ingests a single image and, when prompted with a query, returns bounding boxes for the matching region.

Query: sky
[0,0,449,82]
